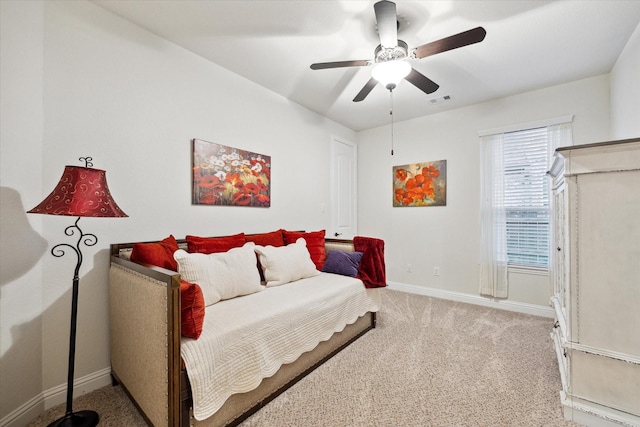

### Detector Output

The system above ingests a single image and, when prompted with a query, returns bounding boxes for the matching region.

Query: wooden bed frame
[109,237,377,426]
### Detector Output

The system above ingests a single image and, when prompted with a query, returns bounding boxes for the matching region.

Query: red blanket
[354,236,386,288]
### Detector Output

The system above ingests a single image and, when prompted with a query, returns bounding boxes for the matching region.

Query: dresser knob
[557,247,561,251]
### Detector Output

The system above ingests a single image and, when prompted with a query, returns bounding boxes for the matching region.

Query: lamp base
[47,411,99,427]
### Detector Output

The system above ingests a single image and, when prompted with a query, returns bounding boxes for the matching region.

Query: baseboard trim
[560,390,640,427]
[387,281,555,318]
[0,367,112,427]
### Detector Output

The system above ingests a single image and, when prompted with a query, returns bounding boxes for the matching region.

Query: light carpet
[29,289,580,426]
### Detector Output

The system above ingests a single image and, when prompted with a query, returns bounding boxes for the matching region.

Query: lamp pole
[48,218,99,427]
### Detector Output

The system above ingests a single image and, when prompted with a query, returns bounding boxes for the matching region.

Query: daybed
[109,231,384,427]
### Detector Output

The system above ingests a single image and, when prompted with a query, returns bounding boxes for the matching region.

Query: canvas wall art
[393,160,447,207]
[192,139,271,207]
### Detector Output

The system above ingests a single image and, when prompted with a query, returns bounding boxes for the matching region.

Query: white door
[331,137,357,239]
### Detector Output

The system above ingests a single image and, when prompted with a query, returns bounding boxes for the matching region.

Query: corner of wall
[610,21,640,139]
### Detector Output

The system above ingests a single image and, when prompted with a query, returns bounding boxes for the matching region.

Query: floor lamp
[28,157,127,427]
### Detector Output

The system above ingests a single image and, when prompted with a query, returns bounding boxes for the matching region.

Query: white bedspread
[180,272,380,421]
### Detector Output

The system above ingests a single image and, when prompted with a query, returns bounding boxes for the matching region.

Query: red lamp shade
[27,166,128,218]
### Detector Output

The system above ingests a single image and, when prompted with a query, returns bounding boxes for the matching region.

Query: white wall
[357,75,610,308]
[611,21,640,140]
[0,1,46,423]
[0,1,355,424]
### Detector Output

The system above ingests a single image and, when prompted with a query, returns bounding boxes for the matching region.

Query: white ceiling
[91,0,640,132]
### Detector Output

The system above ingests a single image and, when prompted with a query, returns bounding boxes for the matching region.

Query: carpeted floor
[29,289,580,426]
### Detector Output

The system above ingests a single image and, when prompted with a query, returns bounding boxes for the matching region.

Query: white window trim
[478,114,574,138]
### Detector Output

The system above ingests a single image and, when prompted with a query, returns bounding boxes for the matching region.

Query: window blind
[502,127,549,268]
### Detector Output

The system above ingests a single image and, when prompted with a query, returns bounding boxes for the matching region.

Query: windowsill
[508,265,549,276]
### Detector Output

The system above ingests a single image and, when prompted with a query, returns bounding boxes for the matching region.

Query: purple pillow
[322,250,363,277]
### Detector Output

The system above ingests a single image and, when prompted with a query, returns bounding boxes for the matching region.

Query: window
[502,127,549,268]
[479,118,572,297]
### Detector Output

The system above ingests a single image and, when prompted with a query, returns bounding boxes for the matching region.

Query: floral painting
[192,139,271,207]
[393,160,447,207]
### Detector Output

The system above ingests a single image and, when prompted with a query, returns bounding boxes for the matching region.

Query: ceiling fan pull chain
[390,89,395,156]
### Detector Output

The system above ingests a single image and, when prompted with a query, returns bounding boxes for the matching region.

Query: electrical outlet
[433,267,440,276]
[407,264,413,273]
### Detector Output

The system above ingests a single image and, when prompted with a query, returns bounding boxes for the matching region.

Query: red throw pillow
[186,233,246,254]
[180,280,205,339]
[130,235,180,271]
[245,230,285,247]
[283,229,326,270]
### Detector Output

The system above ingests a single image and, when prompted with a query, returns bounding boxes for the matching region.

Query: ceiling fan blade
[412,26,486,59]
[404,68,439,95]
[353,78,378,102]
[310,60,371,70]
[374,0,398,48]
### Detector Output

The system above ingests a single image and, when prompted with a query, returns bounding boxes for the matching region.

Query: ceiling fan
[310,0,486,102]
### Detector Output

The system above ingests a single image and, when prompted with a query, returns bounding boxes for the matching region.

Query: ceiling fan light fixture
[310,1,486,102]
[372,60,411,90]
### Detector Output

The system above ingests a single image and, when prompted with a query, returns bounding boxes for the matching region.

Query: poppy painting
[192,139,271,207]
[393,160,446,207]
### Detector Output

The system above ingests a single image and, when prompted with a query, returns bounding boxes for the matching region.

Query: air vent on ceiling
[429,95,451,105]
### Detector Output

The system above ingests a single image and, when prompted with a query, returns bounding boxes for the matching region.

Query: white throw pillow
[174,242,262,306]
[254,238,320,287]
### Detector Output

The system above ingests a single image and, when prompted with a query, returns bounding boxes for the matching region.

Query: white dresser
[548,138,640,427]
